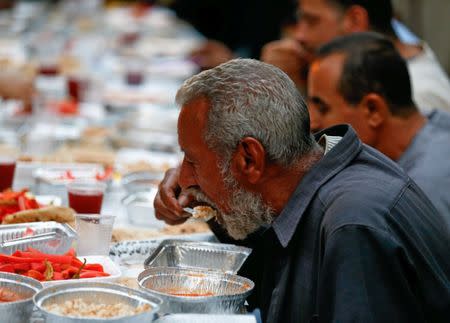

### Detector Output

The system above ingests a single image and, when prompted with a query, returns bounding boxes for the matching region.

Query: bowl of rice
[33,282,162,322]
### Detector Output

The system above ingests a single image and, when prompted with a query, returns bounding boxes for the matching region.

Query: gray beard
[187,171,275,240]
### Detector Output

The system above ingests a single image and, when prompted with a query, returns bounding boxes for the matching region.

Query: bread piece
[2,206,75,224]
[192,206,217,220]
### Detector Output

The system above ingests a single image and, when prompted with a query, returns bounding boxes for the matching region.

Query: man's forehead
[178,98,209,146]
[179,98,208,128]
[312,53,346,76]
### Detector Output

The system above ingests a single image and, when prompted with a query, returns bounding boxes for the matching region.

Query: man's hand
[154,167,194,225]
[260,38,310,89]
[190,40,234,70]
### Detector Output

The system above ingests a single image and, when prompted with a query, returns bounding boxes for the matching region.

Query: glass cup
[75,214,116,256]
[67,74,90,103]
[67,181,106,214]
[0,155,16,191]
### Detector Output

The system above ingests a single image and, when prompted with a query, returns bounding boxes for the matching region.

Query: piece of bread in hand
[2,206,75,224]
[192,206,217,221]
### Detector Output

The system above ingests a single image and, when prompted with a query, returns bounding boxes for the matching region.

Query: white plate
[42,255,122,287]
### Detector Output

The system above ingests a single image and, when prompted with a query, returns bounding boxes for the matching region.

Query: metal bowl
[144,240,252,274]
[0,272,43,323]
[34,282,162,322]
[138,267,254,314]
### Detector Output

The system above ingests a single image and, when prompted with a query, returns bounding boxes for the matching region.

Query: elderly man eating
[154,58,450,323]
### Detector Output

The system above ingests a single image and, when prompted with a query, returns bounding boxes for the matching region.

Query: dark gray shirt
[233,125,450,323]
[398,110,450,222]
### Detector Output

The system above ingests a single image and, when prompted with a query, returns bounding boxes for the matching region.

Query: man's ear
[231,137,266,185]
[342,5,370,33]
[360,93,389,128]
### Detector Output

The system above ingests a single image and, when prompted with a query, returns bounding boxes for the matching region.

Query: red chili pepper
[78,270,110,279]
[31,262,46,273]
[65,170,75,180]
[83,263,104,272]
[61,266,80,279]
[17,195,27,210]
[95,166,113,181]
[12,263,31,272]
[71,257,84,268]
[64,248,77,258]
[0,264,14,273]
[52,263,62,272]
[0,253,72,264]
[53,272,64,280]
[25,270,45,281]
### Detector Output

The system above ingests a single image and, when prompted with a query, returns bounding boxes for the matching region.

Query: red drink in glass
[67,76,88,102]
[38,64,60,76]
[67,181,106,214]
[126,71,144,85]
[0,161,16,191]
[68,191,104,214]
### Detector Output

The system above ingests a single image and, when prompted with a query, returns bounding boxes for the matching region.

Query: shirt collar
[272,124,363,247]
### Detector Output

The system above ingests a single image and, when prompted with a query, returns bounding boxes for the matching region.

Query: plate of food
[0,247,121,287]
[0,189,75,225]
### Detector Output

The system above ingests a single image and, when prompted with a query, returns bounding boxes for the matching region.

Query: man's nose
[293,21,307,45]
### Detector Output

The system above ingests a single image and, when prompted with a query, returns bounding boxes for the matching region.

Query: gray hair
[176,58,314,167]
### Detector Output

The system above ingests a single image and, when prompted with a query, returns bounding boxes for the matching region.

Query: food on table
[20,146,116,167]
[0,189,40,223]
[0,248,109,281]
[0,287,27,302]
[119,160,172,175]
[192,205,217,220]
[2,206,75,225]
[159,221,211,236]
[44,298,151,318]
[111,221,211,242]
[58,167,113,182]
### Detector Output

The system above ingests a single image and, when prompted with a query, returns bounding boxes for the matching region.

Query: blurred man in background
[307,32,450,220]
[262,0,450,113]
[169,0,296,69]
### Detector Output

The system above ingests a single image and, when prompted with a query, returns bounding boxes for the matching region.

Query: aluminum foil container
[0,272,43,323]
[34,282,162,323]
[0,221,77,254]
[110,239,161,265]
[138,267,254,314]
[155,314,257,323]
[144,240,252,274]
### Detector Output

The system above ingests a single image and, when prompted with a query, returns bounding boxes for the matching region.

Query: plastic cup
[0,156,16,191]
[67,74,90,102]
[67,181,106,214]
[75,214,116,256]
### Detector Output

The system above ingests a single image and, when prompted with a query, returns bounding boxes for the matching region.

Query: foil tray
[138,267,254,314]
[154,314,257,323]
[0,221,77,255]
[144,240,252,274]
[109,239,161,265]
[33,282,162,323]
[0,272,43,323]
